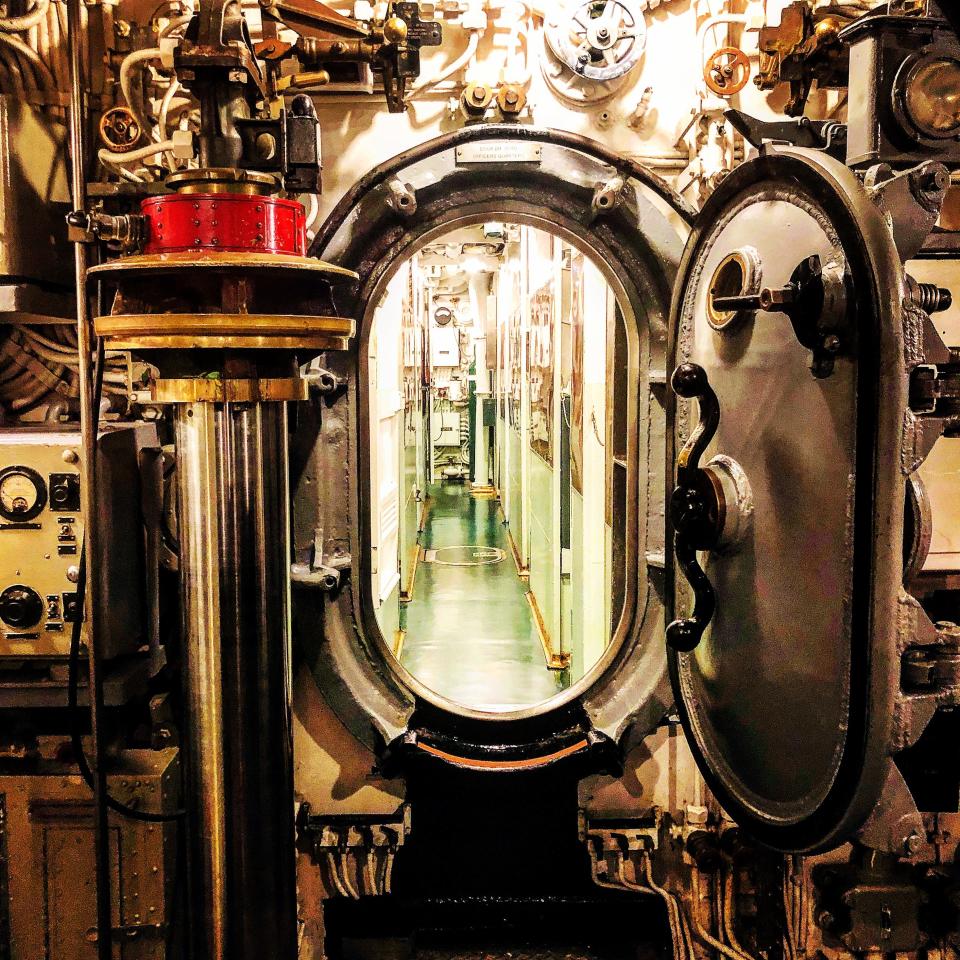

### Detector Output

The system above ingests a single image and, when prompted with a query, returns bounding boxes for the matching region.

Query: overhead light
[463,257,485,274]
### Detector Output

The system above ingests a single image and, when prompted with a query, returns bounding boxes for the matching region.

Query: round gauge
[0,466,47,521]
[434,306,454,327]
[901,54,960,140]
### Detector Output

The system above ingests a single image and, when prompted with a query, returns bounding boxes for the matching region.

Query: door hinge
[901,622,960,699]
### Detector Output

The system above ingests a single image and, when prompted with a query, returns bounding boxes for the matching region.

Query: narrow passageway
[400,483,567,712]
[371,222,617,712]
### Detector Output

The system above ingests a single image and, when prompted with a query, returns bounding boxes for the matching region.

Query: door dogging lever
[712,254,849,379]
[667,363,723,653]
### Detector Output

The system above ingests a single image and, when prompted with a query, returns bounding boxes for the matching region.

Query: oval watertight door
[665,145,949,852]
[295,124,697,767]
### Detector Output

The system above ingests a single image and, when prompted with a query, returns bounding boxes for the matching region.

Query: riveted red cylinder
[141,192,307,256]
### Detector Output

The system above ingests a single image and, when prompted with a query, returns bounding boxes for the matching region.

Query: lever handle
[667,363,722,653]
[711,282,797,314]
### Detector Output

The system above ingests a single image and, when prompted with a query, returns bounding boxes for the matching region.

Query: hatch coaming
[293,125,692,766]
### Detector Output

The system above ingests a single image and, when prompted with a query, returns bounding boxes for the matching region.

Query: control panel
[0,426,156,661]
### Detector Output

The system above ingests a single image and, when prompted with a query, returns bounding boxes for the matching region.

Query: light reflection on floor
[400,483,568,712]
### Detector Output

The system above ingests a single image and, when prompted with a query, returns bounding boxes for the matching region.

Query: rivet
[194,238,201,245]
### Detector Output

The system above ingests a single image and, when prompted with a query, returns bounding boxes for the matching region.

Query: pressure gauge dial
[0,466,47,521]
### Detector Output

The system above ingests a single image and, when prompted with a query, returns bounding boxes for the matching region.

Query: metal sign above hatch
[455,141,543,165]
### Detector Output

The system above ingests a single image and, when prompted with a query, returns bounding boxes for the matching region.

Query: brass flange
[152,377,310,403]
[94,312,354,352]
[165,167,280,195]
[87,249,358,278]
[88,250,359,352]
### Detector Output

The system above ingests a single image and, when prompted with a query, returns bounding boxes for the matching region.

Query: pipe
[692,868,754,960]
[0,49,26,97]
[363,849,377,896]
[0,0,50,33]
[500,3,530,87]
[617,858,682,960]
[175,399,299,959]
[338,852,360,900]
[98,138,176,166]
[302,190,320,240]
[119,46,161,132]
[0,30,54,87]
[383,849,395,895]
[325,852,350,899]
[0,56,13,95]
[723,869,751,960]
[157,78,180,138]
[405,29,480,102]
[66,0,111,957]
[159,12,192,37]
[639,854,689,960]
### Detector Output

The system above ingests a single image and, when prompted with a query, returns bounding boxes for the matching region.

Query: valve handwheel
[98,106,144,153]
[704,46,750,97]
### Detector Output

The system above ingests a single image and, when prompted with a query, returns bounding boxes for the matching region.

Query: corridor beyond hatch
[400,484,569,712]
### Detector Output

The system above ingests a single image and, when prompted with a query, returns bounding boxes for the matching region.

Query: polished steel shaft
[175,399,297,960]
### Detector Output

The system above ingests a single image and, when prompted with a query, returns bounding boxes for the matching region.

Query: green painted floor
[400,483,568,712]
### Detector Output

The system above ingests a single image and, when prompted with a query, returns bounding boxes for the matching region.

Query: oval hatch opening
[367,221,633,715]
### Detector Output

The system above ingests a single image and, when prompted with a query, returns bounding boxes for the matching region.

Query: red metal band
[141,192,307,256]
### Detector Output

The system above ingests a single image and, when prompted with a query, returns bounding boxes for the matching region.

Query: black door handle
[667,363,723,653]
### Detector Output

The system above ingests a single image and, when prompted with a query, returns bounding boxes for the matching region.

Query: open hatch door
[665,145,953,852]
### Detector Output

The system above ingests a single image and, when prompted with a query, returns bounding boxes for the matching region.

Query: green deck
[400,483,568,712]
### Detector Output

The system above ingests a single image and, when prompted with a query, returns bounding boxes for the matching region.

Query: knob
[668,363,723,653]
[0,584,44,628]
[49,474,80,511]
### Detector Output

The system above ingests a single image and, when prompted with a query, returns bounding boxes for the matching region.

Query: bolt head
[921,167,950,194]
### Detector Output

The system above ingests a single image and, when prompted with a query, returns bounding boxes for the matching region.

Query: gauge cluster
[0,427,154,663]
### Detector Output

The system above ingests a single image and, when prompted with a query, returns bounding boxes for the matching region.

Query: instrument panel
[0,427,153,662]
